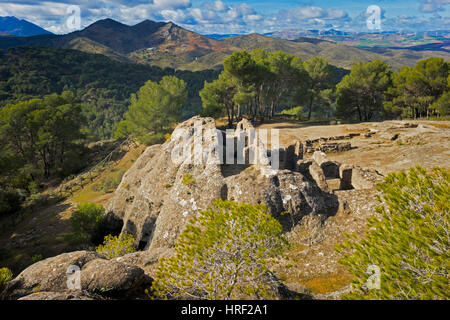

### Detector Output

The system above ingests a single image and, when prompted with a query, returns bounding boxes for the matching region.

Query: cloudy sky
[0,0,449,34]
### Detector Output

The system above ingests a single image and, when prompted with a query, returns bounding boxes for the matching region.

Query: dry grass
[427,122,450,129]
[302,273,353,294]
[71,145,145,205]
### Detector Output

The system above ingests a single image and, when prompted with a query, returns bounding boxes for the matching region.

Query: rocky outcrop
[80,258,150,298]
[2,251,99,300]
[104,117,384,254]
[2,251,151,300]
[106,116,340,253]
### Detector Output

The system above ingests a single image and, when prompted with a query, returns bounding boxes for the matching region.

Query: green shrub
[0,190,22,217]
[96,233,136,259]
[280,106,302,117]
[336,167,449,300]
[30,254,43,264]
[151,200,288,300]
[70,203,107,245]
[0,267,13,294]
[181,173,196,186]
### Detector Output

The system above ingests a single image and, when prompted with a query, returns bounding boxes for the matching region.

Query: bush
[0,267,13,294]
[0,190,22,216]
[280,106,302,117]
[336,167,449,300]
[96,233,136,259]
[70,203,107,245]
[30,254,43,264]
[151,200,288,300]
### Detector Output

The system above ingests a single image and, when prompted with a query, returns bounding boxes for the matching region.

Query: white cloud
[283,6,349,21]
[161,9,190,23]
[420,0,450,13]
[203,0,227,12]
[0,1,447,35]
[152,0,191,10]
[244,14,263,23]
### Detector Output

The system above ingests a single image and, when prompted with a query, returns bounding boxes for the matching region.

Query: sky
[0,0,449,34]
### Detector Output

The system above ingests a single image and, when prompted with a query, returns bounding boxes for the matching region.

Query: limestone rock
[2,251,100,300]
[351,166,384,190]
[106,116,225,251]
[106,116,339,251]
[2,250,151,300]
[312,151,340,179]
[309,161,329,193]
[81,258,151,297]
[312,151,328,166]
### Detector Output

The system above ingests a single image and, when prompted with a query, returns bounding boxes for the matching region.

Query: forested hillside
[0,47,220,139]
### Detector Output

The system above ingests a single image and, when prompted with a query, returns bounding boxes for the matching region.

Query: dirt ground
[259,120,450,175]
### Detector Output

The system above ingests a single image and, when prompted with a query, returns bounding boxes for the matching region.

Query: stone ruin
[303,134,359,154]
[104,116,383,257]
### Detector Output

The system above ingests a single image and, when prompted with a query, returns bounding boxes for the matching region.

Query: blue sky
[0,0,448,34]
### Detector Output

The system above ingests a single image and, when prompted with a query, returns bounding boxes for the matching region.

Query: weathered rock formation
[2,251,152,300]
[105,117,382,256]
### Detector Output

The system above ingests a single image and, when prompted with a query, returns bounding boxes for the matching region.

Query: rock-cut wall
[105,116,340,254]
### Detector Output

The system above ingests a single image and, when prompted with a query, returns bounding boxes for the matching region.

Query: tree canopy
[336,60,392,121]
[0,47,220,139]
[384,57,449,119]
[0,91,85,184]
[115,76,187,144]
[151,200,287,300]
[201,49,326,125]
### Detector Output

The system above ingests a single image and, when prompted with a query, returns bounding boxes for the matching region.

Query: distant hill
[0,18,448,71]
[0,16,52,36]
[267,29,450,52]
[220,33,450,70]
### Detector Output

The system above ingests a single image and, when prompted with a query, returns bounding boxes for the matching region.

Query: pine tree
[336,167,449,300]
[151,200,288,300]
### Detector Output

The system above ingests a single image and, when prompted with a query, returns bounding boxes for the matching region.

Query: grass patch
[302,273,353,294]
[182,173,196,186]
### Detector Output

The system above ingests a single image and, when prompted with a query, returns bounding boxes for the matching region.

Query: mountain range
[265,29,450,52]
[0,17,449,71]
[0,16,52,36]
